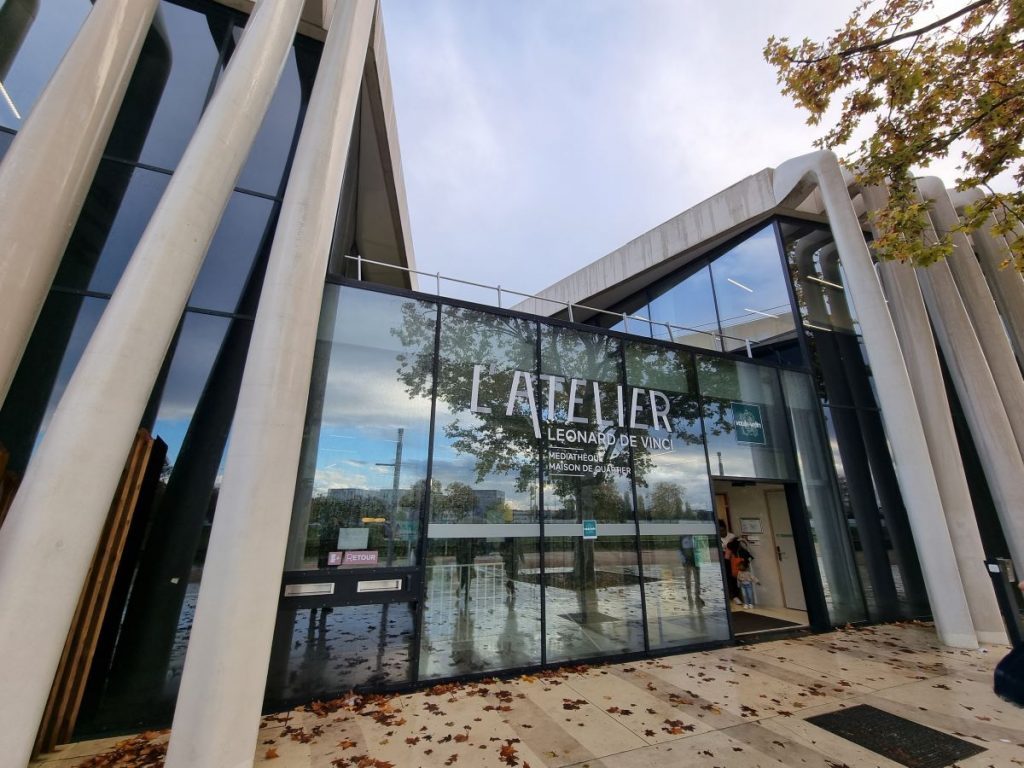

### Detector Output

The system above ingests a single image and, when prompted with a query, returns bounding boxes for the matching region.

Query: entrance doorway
[714,480,809,635]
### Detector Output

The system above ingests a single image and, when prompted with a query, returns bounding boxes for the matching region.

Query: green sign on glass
[732,401,766,445]
[582,519,598,540]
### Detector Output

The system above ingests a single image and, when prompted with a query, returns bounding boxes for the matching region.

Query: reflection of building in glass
[0,2,1021,766]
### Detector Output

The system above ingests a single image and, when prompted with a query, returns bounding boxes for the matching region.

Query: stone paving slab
[32,622,1024,768]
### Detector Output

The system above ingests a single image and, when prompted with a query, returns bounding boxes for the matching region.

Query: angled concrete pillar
[950,189,1024,363]
[0,3,303,764]
[860,185,1004,643]
[164,2,376,766]
[0,0,158,405]
[773,151,976,648]
[913,259,1024,577]
[920,179,1024,456]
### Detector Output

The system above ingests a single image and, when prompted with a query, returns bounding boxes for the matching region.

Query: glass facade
[781,219,928,621]
[596,222,802,364]
[0,0,321,736]
[584,216,929,628]
[268,281,859,705]
[0,0,937,732]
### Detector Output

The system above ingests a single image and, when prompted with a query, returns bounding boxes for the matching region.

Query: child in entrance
[736,560,759,609]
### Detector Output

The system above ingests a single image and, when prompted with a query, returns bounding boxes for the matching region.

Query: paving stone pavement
[32,622,1024,767]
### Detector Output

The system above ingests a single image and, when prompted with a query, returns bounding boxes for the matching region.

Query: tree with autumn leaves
[765,0,1023,271]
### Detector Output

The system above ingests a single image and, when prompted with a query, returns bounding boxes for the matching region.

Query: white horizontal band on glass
[425,521,717,539]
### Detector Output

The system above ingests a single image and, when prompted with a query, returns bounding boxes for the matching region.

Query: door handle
[776,546,783,561]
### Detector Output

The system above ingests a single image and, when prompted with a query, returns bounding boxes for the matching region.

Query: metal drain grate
[806,704,985,768]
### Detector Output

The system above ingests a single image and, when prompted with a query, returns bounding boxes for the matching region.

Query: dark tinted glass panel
[625,343,728,648]
[540,326,644,663]
[283,285,436,572]
[0,293,106,475]
[710,224,796,353]
[420,306,541,679]
[78,311,251,735]
[0,128,12,158]
[266,603,415,707]
[0,0,91,131]
[696,355,795,480]
[188,191,275,313]
[51,161,170,295]
[234,45,313,195]
[780,220,857,334]
[648,264,719,350]
[780,371,866,624]
[134,2,226,170]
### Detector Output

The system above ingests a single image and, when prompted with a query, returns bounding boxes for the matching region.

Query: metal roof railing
[345,254,755,357]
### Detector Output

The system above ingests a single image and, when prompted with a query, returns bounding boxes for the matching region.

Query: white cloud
[382,0,1017,300]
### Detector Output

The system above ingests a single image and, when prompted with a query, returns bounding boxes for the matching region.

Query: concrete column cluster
[0,1,306,765]
[0,0,158,403]
[773,151,977,649]
[164,4,376,764]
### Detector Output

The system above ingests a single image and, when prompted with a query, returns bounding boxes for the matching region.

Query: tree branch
[787,0,1000,64]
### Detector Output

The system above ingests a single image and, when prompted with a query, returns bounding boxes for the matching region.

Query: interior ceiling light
[727,277,753,292]
[0,80,21,120]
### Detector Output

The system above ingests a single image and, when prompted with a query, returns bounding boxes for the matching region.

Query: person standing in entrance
[736,560,759,609]
[718,519,740,605]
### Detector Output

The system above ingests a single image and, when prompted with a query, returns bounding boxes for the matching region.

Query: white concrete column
[920,179,1024,456]
[913,261,1024,576]
[773,151,976,649]
[0,3,303,765]
[164,2,376,767]
[0,0,158,405]
[861,184,1004,644]
[950,189,1024,363]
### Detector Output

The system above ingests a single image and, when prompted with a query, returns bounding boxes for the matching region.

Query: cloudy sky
[379,1,975,302]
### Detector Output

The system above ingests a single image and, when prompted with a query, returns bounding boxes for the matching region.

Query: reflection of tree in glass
[650,481,697,520]
[694,355,743,439]
[307,494,387,566]
[395,304,539,493]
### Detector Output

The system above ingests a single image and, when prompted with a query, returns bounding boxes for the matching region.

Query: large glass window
[75,311,254,735]
[709,224,796,353]
[419,306,542,679]
[780,370,866,625]
[781,219,928,622]
[625,343,728,648]
[696,354,796,481]
[648,264,719,350]
[284,286,436,573]
[540,326,645,663]
[134,2,228,170]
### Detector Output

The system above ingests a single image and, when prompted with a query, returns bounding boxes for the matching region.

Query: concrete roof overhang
[514,168,831,320]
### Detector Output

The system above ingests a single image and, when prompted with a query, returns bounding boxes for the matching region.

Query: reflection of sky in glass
[150,312,231,465]
[697,354,795,481]
[710,224,794,338]
[136,2,225,171]
[311,289,435,496]
[23,296,106,458]
[235,47,304,195]
[0,0,91,131]
[188,192,274,312]
[78,165,170,295]
[649,264,718,339]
